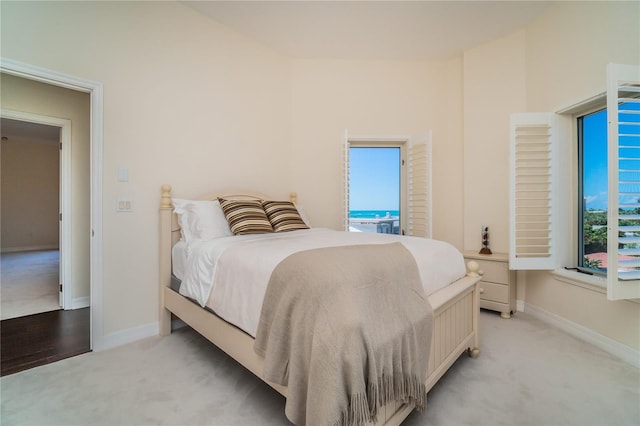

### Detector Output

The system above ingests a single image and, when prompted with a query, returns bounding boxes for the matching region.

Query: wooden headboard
[159,184,298,330]
[159,184,298,247]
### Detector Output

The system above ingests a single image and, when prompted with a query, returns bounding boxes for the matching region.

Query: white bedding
[177,228,466,337]
[172,240,189,280]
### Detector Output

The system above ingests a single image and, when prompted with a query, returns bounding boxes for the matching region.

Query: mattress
[173,228,466,337]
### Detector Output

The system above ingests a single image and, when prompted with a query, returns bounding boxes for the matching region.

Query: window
[343,133,432,238]
[509,63,640,300]
[578,108,608,275]
[348,146,402,234]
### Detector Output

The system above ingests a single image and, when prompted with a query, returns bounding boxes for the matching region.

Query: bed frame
[159,184,481,425]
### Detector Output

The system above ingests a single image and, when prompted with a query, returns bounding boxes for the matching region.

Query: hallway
[1,307,90,376]
[1,250,60,320]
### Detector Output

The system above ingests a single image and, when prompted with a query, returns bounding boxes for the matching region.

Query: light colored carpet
[1,311,638,426]
[0,250,60,320]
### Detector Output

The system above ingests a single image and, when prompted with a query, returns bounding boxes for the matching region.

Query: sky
[583,108,607,210]
[584,101,640,211]
[349,147,400,211]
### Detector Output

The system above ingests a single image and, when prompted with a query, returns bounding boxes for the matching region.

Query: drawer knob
[480,288,485,294]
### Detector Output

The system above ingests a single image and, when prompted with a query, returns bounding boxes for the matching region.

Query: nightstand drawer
[480,281,509,304]
[477,260,509,284]
[463,251,515,318]
[480,299,510,315]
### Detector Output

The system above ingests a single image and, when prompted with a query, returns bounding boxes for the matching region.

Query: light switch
[116,199,133,212]
[117,168,129,182]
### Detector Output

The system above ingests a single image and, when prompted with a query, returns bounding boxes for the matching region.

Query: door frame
[1,109,71,309]
[1,57,104,351]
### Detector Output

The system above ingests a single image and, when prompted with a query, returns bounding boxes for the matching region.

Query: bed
[159,184,481,426]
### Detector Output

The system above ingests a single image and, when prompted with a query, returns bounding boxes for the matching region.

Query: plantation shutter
[509,113,557,270]
[342,129,350,231]
[606,63,640,300]
[407,133,432,238]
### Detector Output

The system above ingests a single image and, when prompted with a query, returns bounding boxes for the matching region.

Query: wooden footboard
[372,276,480,425]
[162,278,479,426]
[159,184,480,426]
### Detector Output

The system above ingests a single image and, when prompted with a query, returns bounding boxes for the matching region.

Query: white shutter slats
[408,136,432,238]
[510,113,556,269]
[342,130,350,231]
[607,63,640,300]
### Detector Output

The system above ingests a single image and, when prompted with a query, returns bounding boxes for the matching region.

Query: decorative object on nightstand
[479,225,492,255]
[463,251,516,319]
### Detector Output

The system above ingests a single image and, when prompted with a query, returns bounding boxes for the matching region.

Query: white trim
[1,108,72,310]
[525,302,640,368]
[516,299,525,312]
[1,57,104,351]
[1,244,59,253]
[551,268,607,294]
[343,129,350,231]
[556,91,605,115]
[347,135,411,143]
[100,322,159,351]
[551,268,639,304]
[72,296,90,310]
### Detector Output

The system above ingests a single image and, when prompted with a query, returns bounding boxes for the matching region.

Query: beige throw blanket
[254,243,434,426]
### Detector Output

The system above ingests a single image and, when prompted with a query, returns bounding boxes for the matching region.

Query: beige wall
[1,1,291,335]
[290,58,464,248]
[1,134,59,250]
[1,74,90,302]
[462,30,527,254]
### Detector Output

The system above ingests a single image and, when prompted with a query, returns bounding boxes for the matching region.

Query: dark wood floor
[1,308,91,377]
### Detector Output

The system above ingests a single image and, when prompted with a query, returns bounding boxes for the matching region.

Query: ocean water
[349,210,399,219]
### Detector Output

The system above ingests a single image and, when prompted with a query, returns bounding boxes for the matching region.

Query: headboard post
[159,184,173,336]
[290,192,298,204]
[160,184,172,209]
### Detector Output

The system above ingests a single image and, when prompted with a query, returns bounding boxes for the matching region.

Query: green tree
[584,209,607,254]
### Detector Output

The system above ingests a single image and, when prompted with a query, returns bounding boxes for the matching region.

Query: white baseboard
[99,321,159,351]
[1,245,59,253]
[516,299,525,312]
[525,302,639,368]
[96,320,186,352]
[71,297,89,310]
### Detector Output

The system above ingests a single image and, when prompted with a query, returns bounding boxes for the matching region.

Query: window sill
[551,268,607,294]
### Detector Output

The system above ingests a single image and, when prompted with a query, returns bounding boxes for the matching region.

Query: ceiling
[1,118,60,144]
[183,1,553,61]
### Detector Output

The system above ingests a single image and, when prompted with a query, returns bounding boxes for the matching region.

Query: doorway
[348,145,404,234]
[1,59,104,352]
[0,118,64,319]
[0,111,91,375]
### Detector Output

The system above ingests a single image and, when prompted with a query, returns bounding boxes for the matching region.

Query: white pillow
[294,204,312,228]
[172,199,232,242]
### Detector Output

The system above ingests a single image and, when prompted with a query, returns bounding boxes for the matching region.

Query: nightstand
[463,251,516,319]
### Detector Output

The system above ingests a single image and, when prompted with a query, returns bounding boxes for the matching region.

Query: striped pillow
[262,200,310,233]
[218,198,274,235]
